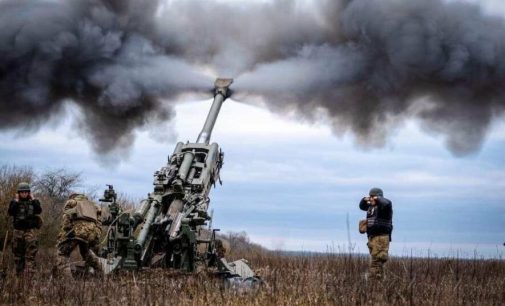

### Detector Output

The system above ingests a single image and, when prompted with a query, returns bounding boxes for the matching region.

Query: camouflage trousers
[55,221,103,277]
[367,234,390,279]
[12,229,39,275]
[55,239,102,277]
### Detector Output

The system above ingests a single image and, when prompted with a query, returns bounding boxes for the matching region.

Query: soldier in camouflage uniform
[359,187,393,280]
[54,193,103,276]
[8,182,43,275]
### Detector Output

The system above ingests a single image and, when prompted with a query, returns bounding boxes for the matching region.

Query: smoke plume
[0,0,211,154]
[1,0,505,156]
[230,0,505,155]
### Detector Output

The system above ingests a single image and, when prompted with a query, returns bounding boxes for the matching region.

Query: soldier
[359,187,393,280]
[7,182,43,275]
[54,193,103,277]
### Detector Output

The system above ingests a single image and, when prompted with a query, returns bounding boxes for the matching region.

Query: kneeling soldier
[55,193,103,276]
[8,182,43,275]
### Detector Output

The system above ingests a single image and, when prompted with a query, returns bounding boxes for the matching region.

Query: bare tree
[223,231,266,259]
[33,169,82,201]
[32,169,83,248]
[0,164,135,252]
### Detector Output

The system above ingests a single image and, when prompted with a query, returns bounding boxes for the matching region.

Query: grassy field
[1,248,504,305]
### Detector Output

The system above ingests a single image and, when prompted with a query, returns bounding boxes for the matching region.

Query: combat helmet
[369,187,383,197]
[69,192,87,200]
[17,182,31,193]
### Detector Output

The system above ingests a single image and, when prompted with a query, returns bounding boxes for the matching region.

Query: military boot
[53,255,73,278]
[84,250,104,277]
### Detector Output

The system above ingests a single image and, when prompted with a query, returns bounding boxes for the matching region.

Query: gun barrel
[196,78,233,144]
[135,200,160,252]
[132,199,151,228]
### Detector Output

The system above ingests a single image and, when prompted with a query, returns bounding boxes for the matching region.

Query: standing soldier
[359,187,393,280]
[54,193,103,277]
[8,182,43,275]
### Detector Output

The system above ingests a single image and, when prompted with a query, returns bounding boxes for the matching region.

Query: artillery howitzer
[100,79,260,283]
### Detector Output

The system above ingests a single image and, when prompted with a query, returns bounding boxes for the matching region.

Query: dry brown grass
[1,166,503,305]
[0,248,504,306]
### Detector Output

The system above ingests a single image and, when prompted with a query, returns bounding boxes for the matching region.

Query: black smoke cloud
[1,0,505,156]
[0,0,211,154]
[231,0,505,155]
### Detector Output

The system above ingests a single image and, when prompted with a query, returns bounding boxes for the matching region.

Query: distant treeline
[0,164,265,257]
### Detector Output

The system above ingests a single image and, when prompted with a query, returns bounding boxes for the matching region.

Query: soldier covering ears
[8,182,42,275]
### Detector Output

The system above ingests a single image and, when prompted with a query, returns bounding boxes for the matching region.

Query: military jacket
[359,197,393,238]
[58,195,101,243]
[8,198,42,230]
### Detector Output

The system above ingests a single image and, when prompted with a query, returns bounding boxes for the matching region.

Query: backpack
[66,198,98,222]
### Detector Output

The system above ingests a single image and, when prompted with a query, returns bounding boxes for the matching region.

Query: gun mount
[100,79,259,283]
[100,185,119,220]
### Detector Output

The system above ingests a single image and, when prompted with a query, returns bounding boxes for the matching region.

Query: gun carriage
[100,79,258,282]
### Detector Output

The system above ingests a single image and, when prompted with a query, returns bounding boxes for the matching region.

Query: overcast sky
[2,97,504,258]
[1,0,505,258]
